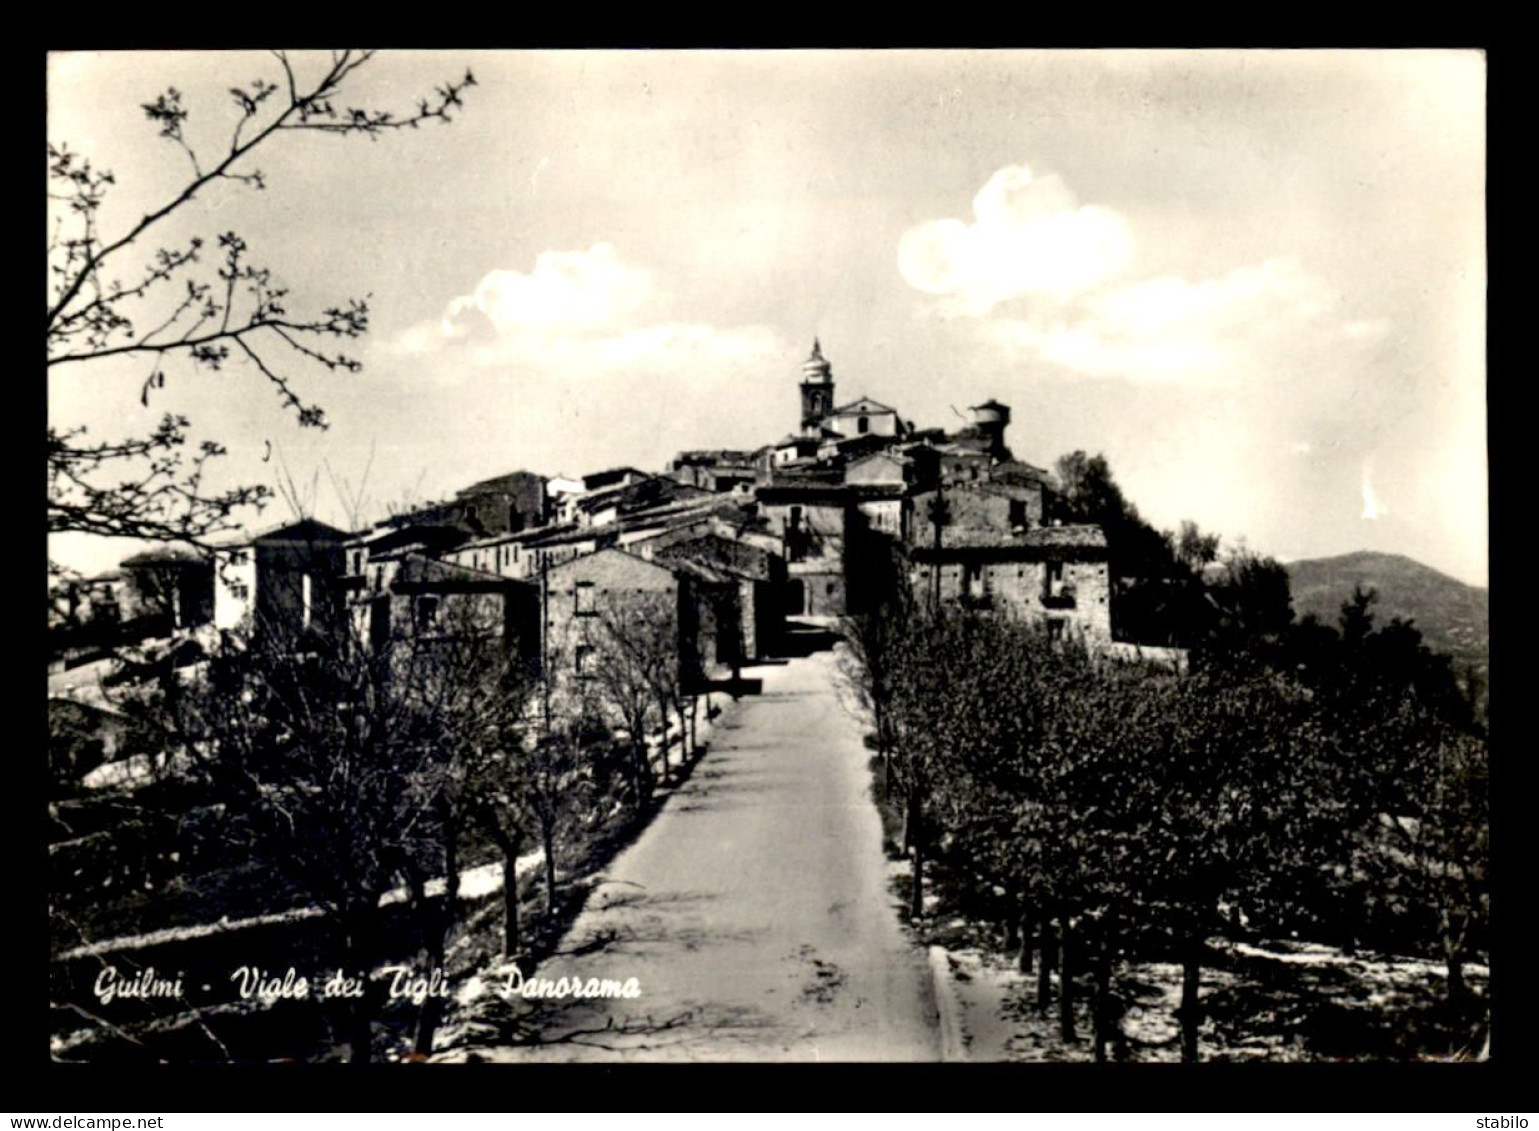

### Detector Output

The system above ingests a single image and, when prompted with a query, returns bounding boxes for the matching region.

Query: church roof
[828,396,897,416]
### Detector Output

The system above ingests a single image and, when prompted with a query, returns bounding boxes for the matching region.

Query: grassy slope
[1285,551,1489,675]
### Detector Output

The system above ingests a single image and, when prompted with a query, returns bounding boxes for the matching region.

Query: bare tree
[105,563,521,1063]
[48,51,476,551]
[587,590,682,805]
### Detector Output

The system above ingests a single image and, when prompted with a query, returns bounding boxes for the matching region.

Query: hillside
[1284,551,1488,678]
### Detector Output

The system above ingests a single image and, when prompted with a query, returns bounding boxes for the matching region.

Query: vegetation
[47,51,476,555]
[49,568,711,1062]
[842,574,1489,1062]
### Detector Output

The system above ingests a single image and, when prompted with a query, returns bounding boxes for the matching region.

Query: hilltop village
[53,342,1113,694]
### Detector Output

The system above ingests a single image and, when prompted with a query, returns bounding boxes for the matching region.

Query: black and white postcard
[45,49,1489,1068]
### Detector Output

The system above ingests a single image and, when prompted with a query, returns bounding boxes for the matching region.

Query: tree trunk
[541,817,558,915]
[657,697,672,785]
[502,845,521,960]
[908,794,924,920]
[348,997,373,1065]
[632,739,650,805]
[1037,918,1055,1015]
[1442,907,1468,1010]
[1093,929,1113,1063]
[415,818,459,1058]
[340,901,378,1065]
[1446,948,1467,1010]
[1058,913,1076,1043]
[1179,937,1202,1064]
[1017,906,1034,974]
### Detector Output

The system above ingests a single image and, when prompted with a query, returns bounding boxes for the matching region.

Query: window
[301,574,313,628]
[414,595,440,633]
[1009,499,1027,529]
[1044,560,1064,598]
[575,580,596,616]
[575,643,594,676]
[858,415,869,434]
[1047,619,1065,642]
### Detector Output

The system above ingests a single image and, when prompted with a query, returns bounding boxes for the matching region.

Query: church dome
[801,338,833,383]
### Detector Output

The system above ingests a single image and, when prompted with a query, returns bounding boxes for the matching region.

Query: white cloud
[439,243,652,340]
[901,165,1393,395]
[989,258,1369,384]
[897,163,1134,314]
[385,243,782,379]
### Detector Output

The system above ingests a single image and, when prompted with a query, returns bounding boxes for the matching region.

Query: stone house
[755,482,856,617]
[542,550,733,724]
[213,518,350,641]
[906,523,1112,642]
[653,532,786,661]
[909,480,1046,548]
[669,450,759,493]
[348,551,538,664]
[454,470,546,537]
[118,548,215,632]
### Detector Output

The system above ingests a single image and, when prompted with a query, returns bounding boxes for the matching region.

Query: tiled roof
[1024,525,1108,548]
[991,460,1052,484]
[457,470,543,495]
[660,556,731,586]
[392,554,510,587]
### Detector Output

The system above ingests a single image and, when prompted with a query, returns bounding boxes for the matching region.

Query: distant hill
[1284,551,1488,679]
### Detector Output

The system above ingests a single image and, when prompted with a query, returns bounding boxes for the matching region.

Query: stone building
[454,470,546,536]
[347,551,537,663]
[909,480,1046,547]
[213,518,349,640]
[754,482,856,617]
[653,532,786,661]
[905,518,1111,642]
[118,548,215,632]
[542,549,734,718]
[669,450,759,493]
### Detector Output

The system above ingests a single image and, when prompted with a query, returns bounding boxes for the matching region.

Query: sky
[47,49,1487,586]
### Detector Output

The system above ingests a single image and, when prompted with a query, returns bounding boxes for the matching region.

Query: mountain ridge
[1283,549,1488,678]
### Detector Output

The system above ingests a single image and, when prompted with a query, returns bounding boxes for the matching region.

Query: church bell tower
[799,338,835,433]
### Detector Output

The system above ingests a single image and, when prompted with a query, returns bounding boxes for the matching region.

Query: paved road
[470,643,940,1061]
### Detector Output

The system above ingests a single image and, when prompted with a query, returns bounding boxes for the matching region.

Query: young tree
[121,572,522,1063]
[48,51,476,551]
[588,590,682,805]
[837,584,916,798]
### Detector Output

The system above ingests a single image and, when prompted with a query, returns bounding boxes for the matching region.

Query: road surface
[466,642,940,1061]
